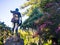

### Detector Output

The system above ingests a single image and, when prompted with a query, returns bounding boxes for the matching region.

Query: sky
[0,0,28,27]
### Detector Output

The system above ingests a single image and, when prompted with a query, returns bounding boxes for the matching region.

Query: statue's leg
[16,23,18,35]
[14,23,18,35]
[12,23,15,33]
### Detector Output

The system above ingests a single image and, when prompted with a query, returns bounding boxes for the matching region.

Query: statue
[10,8,22,35]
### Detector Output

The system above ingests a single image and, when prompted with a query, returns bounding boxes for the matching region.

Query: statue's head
[15,8,19,11]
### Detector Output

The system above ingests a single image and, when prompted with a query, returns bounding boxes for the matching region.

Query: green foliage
[21,0,41,16]
[21,0,60,45]
[30,43,37,45]
[0,21,11,45]
[18,29,39,45]
[0,22,11,30]
[21,7,43,28]
[0,41,3,45]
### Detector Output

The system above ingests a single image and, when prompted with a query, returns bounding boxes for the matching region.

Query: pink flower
[39,23,46,30]
[46,3,53,8]
[56,26,60,33]
[44,21,53,25]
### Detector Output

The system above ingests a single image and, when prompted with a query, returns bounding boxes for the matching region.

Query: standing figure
[10,8,22,35]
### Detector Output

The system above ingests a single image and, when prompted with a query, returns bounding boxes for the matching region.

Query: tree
[21,0,60,44]
[21,7,43,29]
[34,0,60,44]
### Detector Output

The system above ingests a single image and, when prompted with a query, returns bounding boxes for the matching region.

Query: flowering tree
[21,0,60,44]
